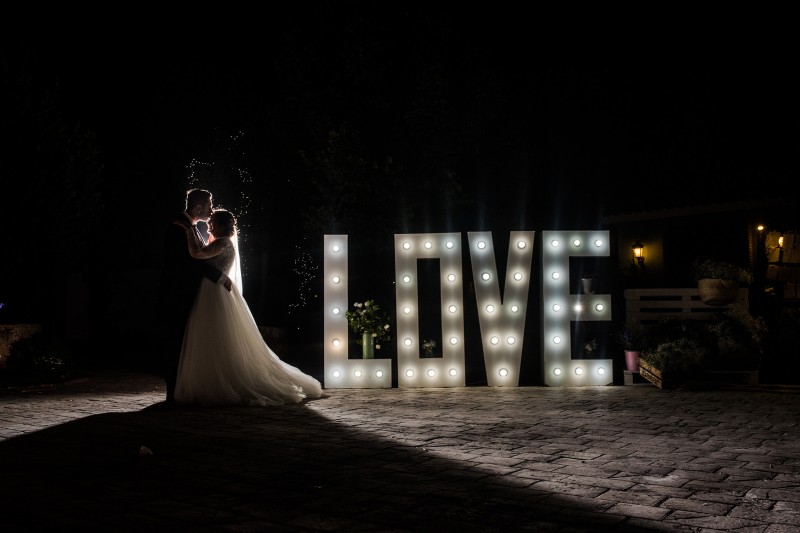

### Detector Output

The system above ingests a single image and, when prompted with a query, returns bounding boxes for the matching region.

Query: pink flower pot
[624,350,641,372]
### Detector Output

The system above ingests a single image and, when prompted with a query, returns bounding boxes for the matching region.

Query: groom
[156,188,232,403]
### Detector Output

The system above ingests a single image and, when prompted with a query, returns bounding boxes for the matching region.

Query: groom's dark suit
[156,213,224,402]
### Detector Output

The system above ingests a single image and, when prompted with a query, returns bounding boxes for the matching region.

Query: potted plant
[691,257,753,306]
[422,339,437,358]
[616,318,647,372]
[581,273,598,295]
[706,308,768,371]
[639,337,710,389]
[344,300,392,359]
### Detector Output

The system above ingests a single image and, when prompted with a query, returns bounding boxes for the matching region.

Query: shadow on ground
[1,397,649,532]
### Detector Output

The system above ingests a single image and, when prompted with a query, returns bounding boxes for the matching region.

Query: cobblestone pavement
[1,372,800,532]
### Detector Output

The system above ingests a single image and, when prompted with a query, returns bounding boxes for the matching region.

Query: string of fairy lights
[288,244,319,314]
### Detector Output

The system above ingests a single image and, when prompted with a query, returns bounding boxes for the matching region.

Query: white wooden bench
[624,287,748,325]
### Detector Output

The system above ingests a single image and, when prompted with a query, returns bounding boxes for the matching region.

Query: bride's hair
[210,209,237,237]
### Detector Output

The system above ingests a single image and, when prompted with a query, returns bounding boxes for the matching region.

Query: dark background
[2,5,798,375]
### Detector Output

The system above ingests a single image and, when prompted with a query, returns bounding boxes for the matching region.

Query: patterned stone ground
[1,372,799,532]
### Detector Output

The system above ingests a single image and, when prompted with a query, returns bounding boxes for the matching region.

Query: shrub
[640,338,710,374]
[691,257,753,284]
[1,332,75,386]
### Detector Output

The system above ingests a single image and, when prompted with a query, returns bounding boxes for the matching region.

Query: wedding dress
[175,236,323,406]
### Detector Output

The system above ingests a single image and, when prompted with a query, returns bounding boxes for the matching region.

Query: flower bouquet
[345,300,391,358]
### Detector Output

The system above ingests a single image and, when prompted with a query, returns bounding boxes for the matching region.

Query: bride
[173,209,323,406]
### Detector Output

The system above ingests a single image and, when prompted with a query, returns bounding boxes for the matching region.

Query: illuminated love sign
[323,230,612,388]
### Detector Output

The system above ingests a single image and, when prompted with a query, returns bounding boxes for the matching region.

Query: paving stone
[1,372,799,530]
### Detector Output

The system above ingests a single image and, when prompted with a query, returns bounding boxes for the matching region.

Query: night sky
[7,9,798,220]
[2,5,799,339]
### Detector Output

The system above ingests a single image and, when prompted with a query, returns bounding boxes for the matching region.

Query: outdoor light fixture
[632,240,645,265]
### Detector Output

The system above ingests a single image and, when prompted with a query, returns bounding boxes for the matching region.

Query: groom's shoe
[166,382,176,403]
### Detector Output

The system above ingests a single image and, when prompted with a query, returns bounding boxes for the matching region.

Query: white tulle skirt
[175,279,322,406]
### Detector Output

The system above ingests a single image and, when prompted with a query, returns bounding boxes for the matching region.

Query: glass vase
[362,332,375,359]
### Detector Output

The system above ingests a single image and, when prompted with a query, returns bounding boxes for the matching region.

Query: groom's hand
[224,278,233,292]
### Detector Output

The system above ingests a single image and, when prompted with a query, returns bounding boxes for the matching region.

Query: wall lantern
[632,240,645,265]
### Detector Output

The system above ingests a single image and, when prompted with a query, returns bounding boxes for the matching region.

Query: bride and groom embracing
[156,188,322,406]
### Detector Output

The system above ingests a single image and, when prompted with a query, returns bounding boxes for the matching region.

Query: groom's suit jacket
[156,213,224,384]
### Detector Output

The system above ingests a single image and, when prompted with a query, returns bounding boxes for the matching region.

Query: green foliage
[691,257,753,283]
[344,300,392,343]
[707,308,768,358]
[1,332,75,386]
[640,338,709,374]
[639,308,768,375]
[616,318,648,351]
